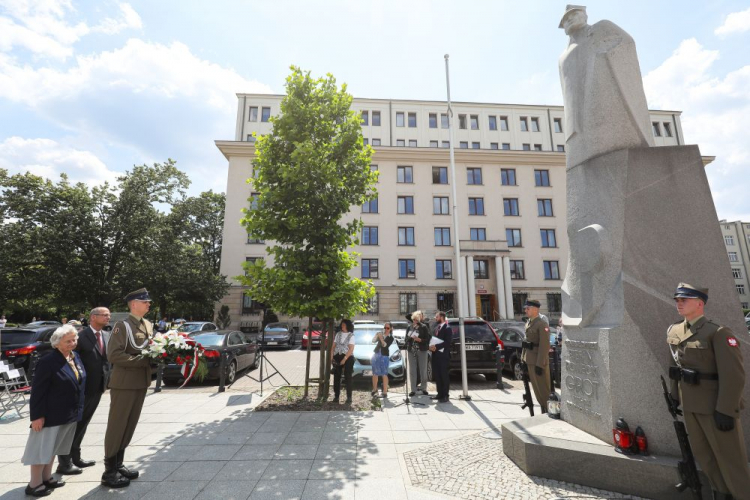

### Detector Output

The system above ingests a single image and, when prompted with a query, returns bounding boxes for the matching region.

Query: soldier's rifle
[660,375,702,500]
[521,362,535,417]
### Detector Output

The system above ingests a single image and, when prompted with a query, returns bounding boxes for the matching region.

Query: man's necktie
[95,330,104,355]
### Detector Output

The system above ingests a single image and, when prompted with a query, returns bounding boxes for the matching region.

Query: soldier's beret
[124,288,152,302]
[673,283,708,303]
[524,299,541,308]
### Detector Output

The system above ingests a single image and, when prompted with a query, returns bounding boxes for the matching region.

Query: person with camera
[331,319,355,404]
[405,311,431,397]
[371,322,394,398]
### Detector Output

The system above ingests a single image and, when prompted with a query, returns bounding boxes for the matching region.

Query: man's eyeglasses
[384,326,391,330]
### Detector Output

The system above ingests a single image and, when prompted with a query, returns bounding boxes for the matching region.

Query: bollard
[218,351,228,393]
[154,363,164,393]
[495,345,504,388]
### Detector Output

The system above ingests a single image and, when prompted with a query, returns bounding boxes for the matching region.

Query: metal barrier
[495,345,504,388]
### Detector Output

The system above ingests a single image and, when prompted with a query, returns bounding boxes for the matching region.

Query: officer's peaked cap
[125,288,152,302]
[524,299,541,308]
[559,4,586,28]
[673,283,708,303]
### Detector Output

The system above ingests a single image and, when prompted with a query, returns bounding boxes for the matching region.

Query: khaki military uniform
[104,314,152,458]
[667,317,750,498]
[523,316,551,412]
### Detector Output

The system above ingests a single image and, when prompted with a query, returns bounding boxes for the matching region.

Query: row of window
[361,226,557,247]
[396,166,552,186]
[362,195,554,217]
[362,138,564,152]
[360,257,561,281]
[652,122,674,138]
[362,110,563,134]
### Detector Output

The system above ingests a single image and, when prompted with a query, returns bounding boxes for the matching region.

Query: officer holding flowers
[101,288,153,488]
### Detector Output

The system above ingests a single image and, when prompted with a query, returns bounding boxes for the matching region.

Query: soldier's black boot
[101,456,129,488]
[71,449,95,468]
[56,455,82,475]
[116,449,139,479]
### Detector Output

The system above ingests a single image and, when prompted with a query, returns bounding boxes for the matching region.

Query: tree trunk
[303,316,313,399]
[323,318,334,399]
[317,318,327,398]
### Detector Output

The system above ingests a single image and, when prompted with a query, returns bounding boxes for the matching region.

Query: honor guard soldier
[522,299,551,413]
[667,283,750,500]
[101,288,153,488]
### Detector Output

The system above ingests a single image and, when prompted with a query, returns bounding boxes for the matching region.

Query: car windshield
[353,327,384,345]
[188,333,225,347]
[20,321,55,328]
[265,327,288,333]
[390,322,408,330]
[178,324,203,333]
[0,329,38,345]
[449,322,496,342]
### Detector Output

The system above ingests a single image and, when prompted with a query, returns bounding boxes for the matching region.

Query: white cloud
[643,39,750,221]
[715,7,750,37]
[0,136,120,186]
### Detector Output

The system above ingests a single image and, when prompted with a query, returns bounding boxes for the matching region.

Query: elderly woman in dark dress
[21,325,86,497]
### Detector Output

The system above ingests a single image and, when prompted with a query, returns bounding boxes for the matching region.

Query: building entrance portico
[459,240,514,320]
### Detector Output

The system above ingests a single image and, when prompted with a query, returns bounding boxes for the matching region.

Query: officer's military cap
[559,4,586,28]
[124,288,152,302]
[673,283,709,303]
[524,299,541,308]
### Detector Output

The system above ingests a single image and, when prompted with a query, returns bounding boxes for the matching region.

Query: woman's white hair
[50,324,78,348]
[411,310,423,321]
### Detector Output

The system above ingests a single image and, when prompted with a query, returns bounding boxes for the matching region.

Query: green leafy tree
[239,67,377,398]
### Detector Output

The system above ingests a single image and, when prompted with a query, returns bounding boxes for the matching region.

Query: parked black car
[426,317,502,381]
[162,330,258,385]
[494,321,561,388]
[1,325,60,376]
[260,322,300,348]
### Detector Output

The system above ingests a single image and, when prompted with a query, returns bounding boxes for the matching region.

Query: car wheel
[226,360,237,384]
[512,361,523,381]
[250,353,258,370]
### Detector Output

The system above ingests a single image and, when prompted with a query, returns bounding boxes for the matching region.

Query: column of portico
[466,255,476,317]
[495,256,507,319]
[502,256,514,318]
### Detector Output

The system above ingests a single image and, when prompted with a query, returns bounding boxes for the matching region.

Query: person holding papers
[405,311,431,397]
[430,311,452,403]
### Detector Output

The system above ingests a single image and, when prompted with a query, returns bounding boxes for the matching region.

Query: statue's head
[559,4,587,35]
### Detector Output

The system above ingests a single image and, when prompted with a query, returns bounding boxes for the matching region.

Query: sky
[1,0,750,220]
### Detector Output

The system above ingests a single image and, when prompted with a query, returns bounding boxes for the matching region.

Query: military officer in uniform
[667,283,750,500]
[522,299,551,413]
[101,288,153,488]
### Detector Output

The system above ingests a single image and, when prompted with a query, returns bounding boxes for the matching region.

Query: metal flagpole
[444,54,470,401]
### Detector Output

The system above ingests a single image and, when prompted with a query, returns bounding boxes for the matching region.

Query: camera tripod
[390,341,427,408]
[248,328,290,396]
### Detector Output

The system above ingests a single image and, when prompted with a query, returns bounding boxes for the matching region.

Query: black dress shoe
[24,483,51,497]
[419,390,431,396]
[345,398,352,404]
[73,457,96,468]
[430,395,440,400]
[117,465,139,480]
[56,460,82,475]
[438,398,449,403]
[409,392,416,397]
[43,477,65,488]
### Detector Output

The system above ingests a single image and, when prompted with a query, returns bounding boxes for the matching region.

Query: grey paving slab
[321,430,358,444]
[174,432,248,446]
[308,460,356,480]
[233,444,281,461]
[355,478,407,500]
[301,479,355,500]
[131,432,182,446]
[214,460,271,481]
[315,444,357,460]
[194,480,256,500]
[184,444,242,461]
[142,480,209,500]
[124,460,183,482]
[356,458,403,480]
[357,443,398,459]
[85,481,158,499]
[260,459,313,480]
[248,432,289,445]
[274,445,319,460]
[391,431,431,444]
[0,448,24,463]
[284,431,323,445]
[249,479,306,500]
[166,461,226,481]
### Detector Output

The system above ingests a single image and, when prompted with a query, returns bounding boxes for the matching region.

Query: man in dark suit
[57,307,111,474]
[430,311,452,403]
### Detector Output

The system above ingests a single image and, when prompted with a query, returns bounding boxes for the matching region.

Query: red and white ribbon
[179,346,201,389]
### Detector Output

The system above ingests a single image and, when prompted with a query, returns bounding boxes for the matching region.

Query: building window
[459,114,467,129]
[501,169,517,186]
[547,293,562,313]
[362,226,378,245]
[437,293,455,314]
[366,293,379,314]
[490,143,499,150]
[534,144,543,151]
[361,111,369,125]
[247,234,265,244]
[398,227,415,246]
[489,116,497,130]
[472,142,480,149]
[371,164,378,173]
[397,139,406,147]
[540,229,557,248]
[249,106,258,122]
[430,140,439,148]
[554,118,563,133]
[504,198,520,216]
[732,268,742,279]
[506,228,522,247]
[244,256,261,276]
[429,113,438,128]
[729,252,738,262]
[397,196,414,214]
[246,135,256,142]
[470,228,486,241]
[652,122,661,137]
[557,145,565,152]
[436,260,453,279]
[409,139,417,147]
[433,166,448,184]
[535,169,551,187]
[396,112,405,127]
[725,235,735,245]
[502,143,511,150]
[397,166,413,183]
[372,111,381,126]
[362,197,378,213]
[470,115,479,130]
[434,228,451,246]
[512,293,528,313]
[663,122,673,137]
[363,138,368,146]
[469,197,485,215]
[460,141,468,149]
[399,259,416,279]
[474,259,489,279]
[441,141,450,148]
[433,196,450,215]
[467,167,483,185]
[242,293,263,315]
[522,144,531,151]
[500,116,509,131]
[742,302,749,309]
[520,117,529,132]
[509,260,525,279]
[544,260,561,280]
[261,107,271,122]
[400,292,418,313]
[372,138,381,146]
[737,284,746,295]
[408,112,417,127]
[531,117,540,132]
[441,113,449,129]
[362,259,379,279]
[538,199,554,217]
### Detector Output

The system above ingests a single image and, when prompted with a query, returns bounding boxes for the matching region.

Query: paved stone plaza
[1,350,642,499]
